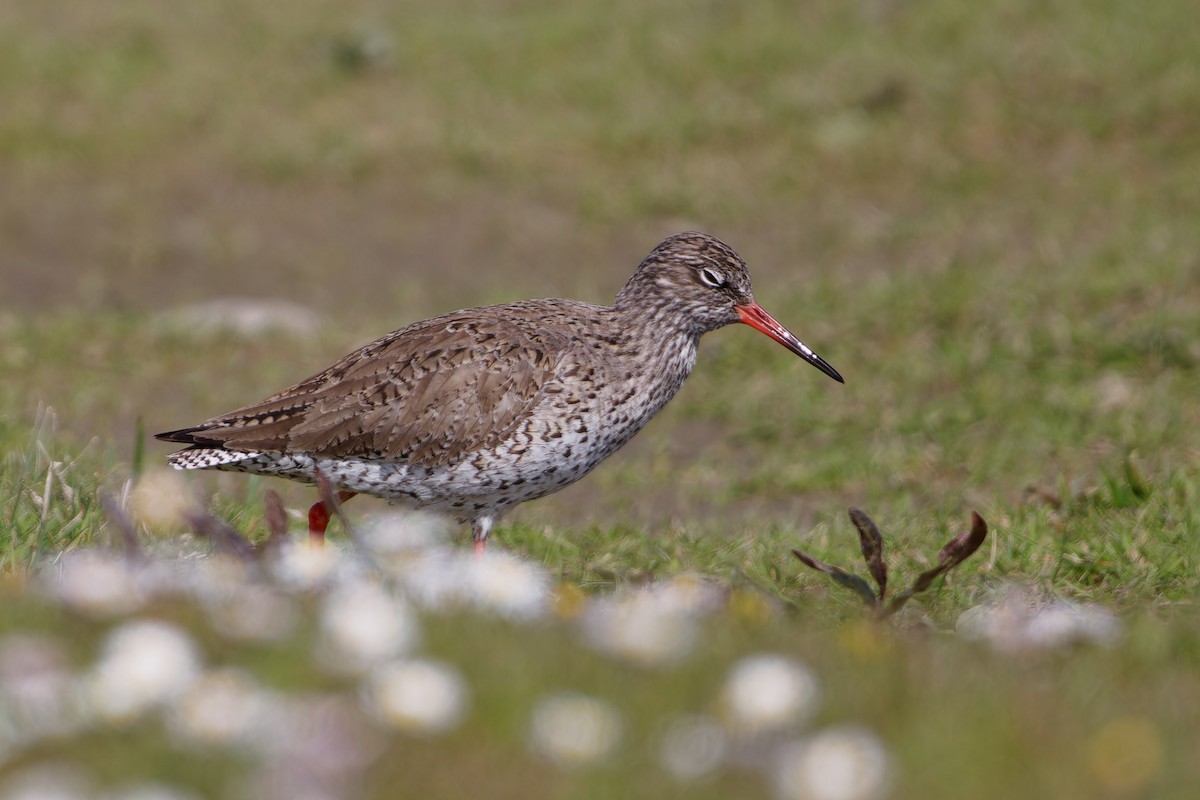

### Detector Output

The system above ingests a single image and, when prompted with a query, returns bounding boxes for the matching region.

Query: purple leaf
[185,508,257,562]
[315,469,353,535]
[263,490,289,545]
[849,507,888,600]
[882,512,988,618]
[793,549,878,608]
[100,493,142,563]
[935,511,988,570]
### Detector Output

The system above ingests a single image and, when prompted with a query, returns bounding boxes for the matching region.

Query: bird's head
[618,232,843,383]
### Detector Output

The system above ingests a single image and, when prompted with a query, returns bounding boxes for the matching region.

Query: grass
[2,0,1200,797]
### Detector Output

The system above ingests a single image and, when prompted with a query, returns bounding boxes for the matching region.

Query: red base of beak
[736,304,844,383]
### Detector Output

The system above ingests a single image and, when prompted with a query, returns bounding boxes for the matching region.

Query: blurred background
[2,0,1197,529]
[3,3,1200,798]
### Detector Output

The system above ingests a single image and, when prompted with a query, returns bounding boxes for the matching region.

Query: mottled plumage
[158,232,842,547]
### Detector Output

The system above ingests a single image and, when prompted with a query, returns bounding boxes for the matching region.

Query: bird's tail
[156,427,258,470]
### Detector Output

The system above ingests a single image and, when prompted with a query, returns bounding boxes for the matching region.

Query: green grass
[2,0,1200,796]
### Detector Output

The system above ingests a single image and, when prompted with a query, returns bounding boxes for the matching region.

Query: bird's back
[157,298,652,471]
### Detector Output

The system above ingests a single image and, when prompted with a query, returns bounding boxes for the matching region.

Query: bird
[157,232,843,551]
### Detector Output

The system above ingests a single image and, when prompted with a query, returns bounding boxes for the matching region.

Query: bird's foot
[470,515,494,558]
[307,490,358,546]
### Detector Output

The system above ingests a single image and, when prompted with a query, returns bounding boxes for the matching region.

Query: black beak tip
[814,357,845,384]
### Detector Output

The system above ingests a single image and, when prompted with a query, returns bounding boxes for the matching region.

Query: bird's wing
[157,308,573,468]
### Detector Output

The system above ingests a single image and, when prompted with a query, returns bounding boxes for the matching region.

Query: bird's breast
[522,329,699,466]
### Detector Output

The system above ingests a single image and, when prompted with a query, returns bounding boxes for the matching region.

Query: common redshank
[157,232,843,549]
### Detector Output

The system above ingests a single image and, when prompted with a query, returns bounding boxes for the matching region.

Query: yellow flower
[1086,716,1163,794]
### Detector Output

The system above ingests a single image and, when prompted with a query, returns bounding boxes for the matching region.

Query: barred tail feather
[166,448,260,470]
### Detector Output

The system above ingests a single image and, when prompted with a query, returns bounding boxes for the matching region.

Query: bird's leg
[471,516,493,557]
[307,491,358,546]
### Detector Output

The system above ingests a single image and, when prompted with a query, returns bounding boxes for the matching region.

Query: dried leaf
[1124,453,1150,501]
[908,565,944,596]
[263,490,289,545]
[881,588,914,617]
[186,509,256,561]
[132,416,146,481]
[849,507,888,600]
[935,511,988,571]
[315,469,353,535]
[260,490,290,557]
[100,493,142,563]
[883,565,946,616]
[793,549,877,608]
[1022,484,1062,509]
[312,470,375,568]
[881,511,988,618]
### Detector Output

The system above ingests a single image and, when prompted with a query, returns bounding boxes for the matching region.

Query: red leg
[471,516,493,557]
[307,491,357,546]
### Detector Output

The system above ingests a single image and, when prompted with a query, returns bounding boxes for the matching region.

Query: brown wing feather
[165,307,572,468]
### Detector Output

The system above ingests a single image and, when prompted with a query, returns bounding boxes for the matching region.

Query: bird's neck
[610,294,701,345]
[613,277,706,339]
[606,300,701,397]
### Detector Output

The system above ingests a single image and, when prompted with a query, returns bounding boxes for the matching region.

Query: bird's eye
[699,268,726,288]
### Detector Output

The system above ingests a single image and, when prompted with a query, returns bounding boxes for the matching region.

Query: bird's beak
[736,303,844,383]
